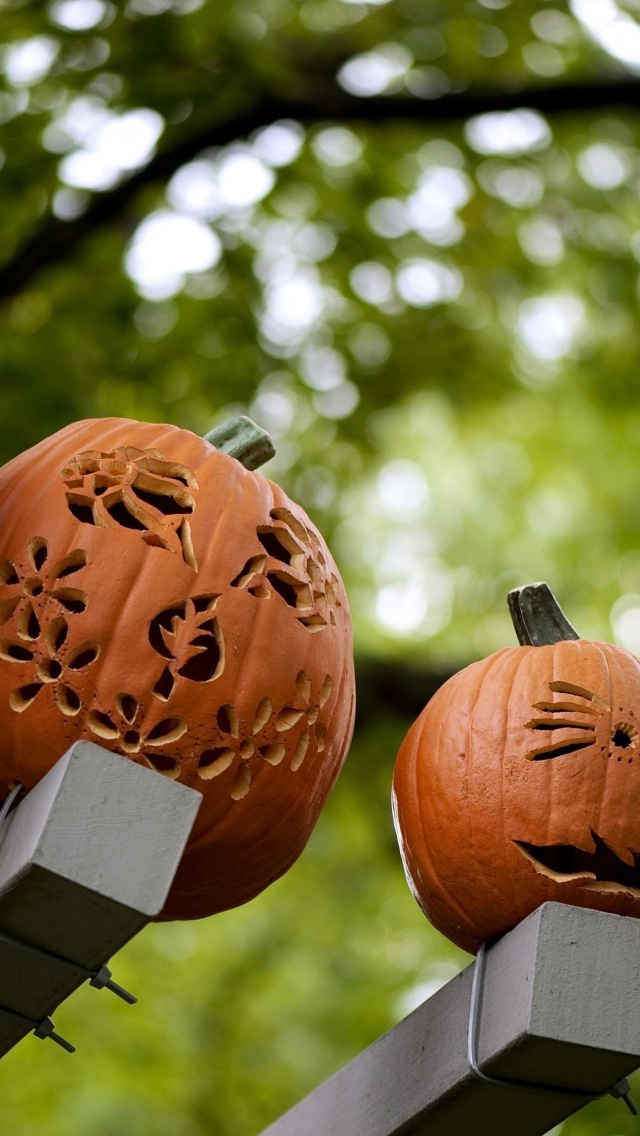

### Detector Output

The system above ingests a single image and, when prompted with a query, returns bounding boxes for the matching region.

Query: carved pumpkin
[0,416,355,920]
[393,584,640,954]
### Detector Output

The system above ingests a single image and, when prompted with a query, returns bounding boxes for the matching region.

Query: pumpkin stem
[507,582,580,646]
[204,416,275,471]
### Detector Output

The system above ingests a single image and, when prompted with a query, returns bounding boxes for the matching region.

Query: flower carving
[87,693,187,779]
[0,537,88,637]
[230,508,341,632]
[1,614,98,716]
[196,669,333,799]
[60,446,199,569]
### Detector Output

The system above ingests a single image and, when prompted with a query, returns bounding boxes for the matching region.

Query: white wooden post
[0,741,201,1056]
[260,903,640,1136]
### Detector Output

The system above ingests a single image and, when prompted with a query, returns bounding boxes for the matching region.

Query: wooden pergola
[0,742,639,1136]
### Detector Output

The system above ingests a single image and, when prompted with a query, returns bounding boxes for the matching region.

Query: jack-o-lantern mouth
[514,830,640,893]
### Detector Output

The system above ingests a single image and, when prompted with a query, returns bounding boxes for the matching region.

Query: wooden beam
[260,903,640,1136]
[0,741,201,1056]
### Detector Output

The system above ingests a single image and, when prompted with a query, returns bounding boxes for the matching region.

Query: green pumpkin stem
[507,582,580,647]
[204,416,275,471]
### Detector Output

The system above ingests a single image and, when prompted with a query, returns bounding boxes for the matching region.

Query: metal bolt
[33,1016,75,1053]
[90,964,137,1005]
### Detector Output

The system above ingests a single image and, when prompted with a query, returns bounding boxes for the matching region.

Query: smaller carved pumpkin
[393,584,640,954]
[0,415,355,921]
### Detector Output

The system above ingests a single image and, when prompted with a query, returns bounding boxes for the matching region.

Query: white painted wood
[0,742,201,1057]
[259,903,640,1136]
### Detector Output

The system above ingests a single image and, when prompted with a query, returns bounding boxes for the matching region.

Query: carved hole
[77,455,100,473]
[198,747,235,779]
[533,700,600,717]
[217,704,239,737]
[135,456,198,489]
[17,603,40,642]
[290,729,311,770]
[548,681,610,710]
[613,724,635,749]
[36,659,63,683]
[275,707,304,732]
[152,667,175,701]
[179,520,198,571]
[102,459,126,475]
[0,641,33,663]
[299,614,327,632]
[67,641,100,670]
[132,473,195,516]
[145,752,181,779]
[51,588,88,614]
[527,719,596,732]
[66,493,97,525]
[249,584,270,599]
[145,717,187,746]
[296,584,315,611]
[88,710,119,739]
[192,594,219,613]
[307,706,319,725]
[121,731,141,753]
[55,684,81,716]
[252,697,272,734]
[9,683,41,712]
[527,739,595,761]
[142,533,173,552]
[266,572,299,608]
[0,561,19,585]
[47,617,68,654]
[92,474,119,495]
[315,723,327,753]
[149,604,186,658]
[319,675,333,707]
[231,764,252,799]
[231,555,267,589]
[308,562,322,585]
[239,740,255,760]
[24,577,43,597]
[269,508,308,544]
[515,830,640,889]
[260,742,286,766]
[296,670,311,704]
[28,537,48,572]
[257,527,302,566]
[115,693,138,724]
[49,550,87,580]
[104,493,149,531]
[176,621,224,682]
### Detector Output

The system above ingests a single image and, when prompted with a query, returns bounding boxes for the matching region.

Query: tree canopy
[1,1,640,1133]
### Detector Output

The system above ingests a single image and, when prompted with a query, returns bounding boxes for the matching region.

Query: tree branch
[2,76,640,302]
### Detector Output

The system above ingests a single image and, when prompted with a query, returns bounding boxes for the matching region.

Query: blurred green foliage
[1,0,640,1132]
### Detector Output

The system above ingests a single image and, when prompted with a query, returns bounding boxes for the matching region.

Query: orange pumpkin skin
[393,639,640,954]
[0,418,355,920]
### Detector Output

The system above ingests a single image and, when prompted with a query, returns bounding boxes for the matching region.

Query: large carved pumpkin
[393,583,640,954]
[0,416,355,920]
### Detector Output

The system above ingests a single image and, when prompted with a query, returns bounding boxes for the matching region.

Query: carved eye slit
[548,680,610,711]
[525,679,608,761]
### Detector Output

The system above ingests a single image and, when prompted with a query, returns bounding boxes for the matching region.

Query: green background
[1,0,640,1131]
